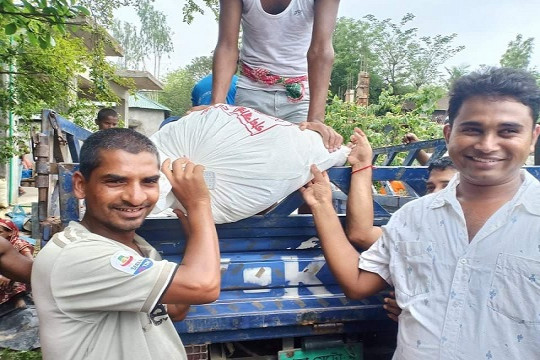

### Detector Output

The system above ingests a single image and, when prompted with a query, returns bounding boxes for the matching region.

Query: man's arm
[160,159,221,305]
[346,128,383,249]
[402,133,430,165]
[211,0,242,105]
[301,165,388,299]
[301,0,342,151]
[0,237,32,283]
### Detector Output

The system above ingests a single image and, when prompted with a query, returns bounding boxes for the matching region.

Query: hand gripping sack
[150,104,350,223]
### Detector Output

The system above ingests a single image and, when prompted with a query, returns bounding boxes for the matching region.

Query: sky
[115,0,540,78]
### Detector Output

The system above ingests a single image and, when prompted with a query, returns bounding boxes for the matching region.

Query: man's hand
[299,121,343,152]
[161,158,211,212]
[0,275,11,289]
[383,291,402,322]
[300,165,333,208]
[348,128,372,168]
[402,132,419,144]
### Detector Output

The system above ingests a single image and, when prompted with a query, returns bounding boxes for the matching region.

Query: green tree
[159,56,213,116]
[78,0,138,26]
[110,20,145,70]
[0,0,133,163]
[365,13,463,92]
[500,34,535,70]
[365,13,417,92]
[443,64,470,90]
[182,0,218,24]
[136,0,173,78]
[185,55,213,81]
[325,85,445,157]
[407,34,464,89]
[0,0,89,48]
[159,68,195,116]
[331,17,382,102]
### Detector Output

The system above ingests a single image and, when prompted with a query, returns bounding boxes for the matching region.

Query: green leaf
[43,6,59,15]
[73,5,91,16]
[5,23,17,35]
[38,36,49,49]
[27,32,39,46]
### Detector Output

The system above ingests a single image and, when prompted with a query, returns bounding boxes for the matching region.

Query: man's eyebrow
[102,174,127,181]
[498,122,524,129]
[144,175,161,182]
[457,121,482,127]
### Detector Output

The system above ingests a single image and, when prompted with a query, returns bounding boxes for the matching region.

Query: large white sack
[150,104,350,223]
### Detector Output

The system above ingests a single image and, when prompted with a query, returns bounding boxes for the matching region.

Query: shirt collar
[512,170,540,216]
[65,221,156,255]
[429,173,460,209]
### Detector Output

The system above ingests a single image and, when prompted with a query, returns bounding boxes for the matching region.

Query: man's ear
[73,171,87,199]
[530,124,540,153]
[443,124,452,144]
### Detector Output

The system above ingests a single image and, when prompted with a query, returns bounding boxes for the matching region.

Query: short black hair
[447,67,540,126]
[79,128,159,180]
[428,156,456,173]
[96,108,118,123]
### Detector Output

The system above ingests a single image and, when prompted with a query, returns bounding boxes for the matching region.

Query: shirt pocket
[391,241,434,297]
[487,253,540,324]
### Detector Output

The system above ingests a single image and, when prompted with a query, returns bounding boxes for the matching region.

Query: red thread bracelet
[351,164,374,175]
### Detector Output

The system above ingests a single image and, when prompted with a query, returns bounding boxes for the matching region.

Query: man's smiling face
[74,149,160,241]
[444,95,540,187]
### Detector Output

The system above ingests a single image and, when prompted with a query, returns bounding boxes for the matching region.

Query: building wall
[128,108,166,137]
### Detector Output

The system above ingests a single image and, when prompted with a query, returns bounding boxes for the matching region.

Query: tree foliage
[110,0,173,78]
[110,20,145,70]
[331,17,383,102]
[159,56,213,116]
[0,0,89,49]
[325,85,445,161]
[159,68,195,116]
[332,14,464,100]
[500,34,535,70]
[77,0,139,26]
[0,1,133,163]
[443,64,470,90]
[136,0,173,78]
[184,55,213,81]
[181,0,218,24]
[407,33,464,89]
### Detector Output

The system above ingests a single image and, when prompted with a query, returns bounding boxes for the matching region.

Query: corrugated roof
[128,92,171,111]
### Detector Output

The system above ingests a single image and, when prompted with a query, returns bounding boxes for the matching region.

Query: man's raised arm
[300,165,387,299]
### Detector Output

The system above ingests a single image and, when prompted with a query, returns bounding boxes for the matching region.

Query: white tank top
[238,0,315,91]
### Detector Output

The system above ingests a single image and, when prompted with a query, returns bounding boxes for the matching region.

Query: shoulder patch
[110,251,154,275]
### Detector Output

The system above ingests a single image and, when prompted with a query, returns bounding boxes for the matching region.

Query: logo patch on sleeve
[110,251,154,275]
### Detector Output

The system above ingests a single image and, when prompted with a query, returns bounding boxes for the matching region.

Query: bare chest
[461,201,506,241]
[260,0,293,14]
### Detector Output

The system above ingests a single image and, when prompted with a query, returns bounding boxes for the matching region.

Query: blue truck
[32,110,540,359]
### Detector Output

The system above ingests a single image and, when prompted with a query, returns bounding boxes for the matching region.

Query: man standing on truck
[32,128,221,360]
[210,0,343,152]
[301,67,540,359]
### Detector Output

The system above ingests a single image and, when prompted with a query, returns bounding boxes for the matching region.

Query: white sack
[150,104,350,223]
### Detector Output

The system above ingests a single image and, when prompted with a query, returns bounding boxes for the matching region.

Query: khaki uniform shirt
[32,222,186,360]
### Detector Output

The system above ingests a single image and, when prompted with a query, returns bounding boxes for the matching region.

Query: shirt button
[460,259,467,264]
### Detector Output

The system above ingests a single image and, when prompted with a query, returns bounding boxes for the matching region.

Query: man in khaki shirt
[32,128,220,360]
